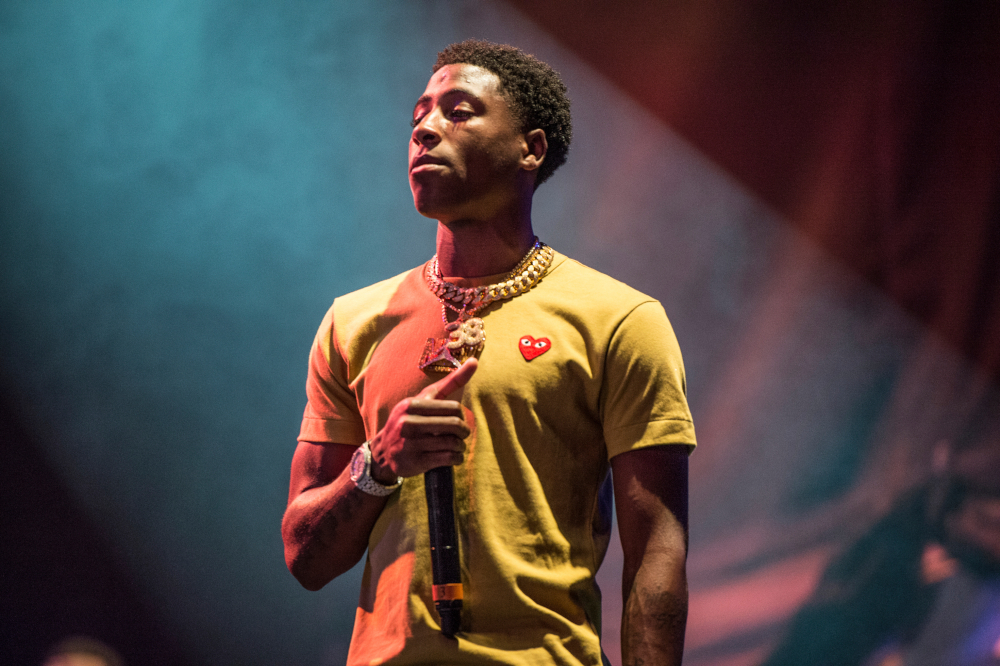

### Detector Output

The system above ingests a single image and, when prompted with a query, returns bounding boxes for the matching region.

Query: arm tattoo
[641,588,686,632]
[623,585,687,665]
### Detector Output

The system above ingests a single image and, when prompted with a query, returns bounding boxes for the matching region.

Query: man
[282,40,695,666]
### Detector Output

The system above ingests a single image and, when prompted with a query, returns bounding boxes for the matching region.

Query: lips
[410,154,448,173]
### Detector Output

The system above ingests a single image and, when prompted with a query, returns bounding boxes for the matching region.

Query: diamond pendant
[419,316,486,373]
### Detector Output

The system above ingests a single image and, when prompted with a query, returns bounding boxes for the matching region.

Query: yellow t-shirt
[299,251,696,666]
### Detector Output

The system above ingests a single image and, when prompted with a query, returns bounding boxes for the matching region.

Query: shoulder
[332,264,426,315]
[548,252,652,297]
[544,251,664,323]
[312,264,429,354]
[545,253,684,367]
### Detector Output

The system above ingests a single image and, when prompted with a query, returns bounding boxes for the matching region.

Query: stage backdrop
[2,1,998,665]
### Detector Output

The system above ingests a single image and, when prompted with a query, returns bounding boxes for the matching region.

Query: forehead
[420,63,503,100]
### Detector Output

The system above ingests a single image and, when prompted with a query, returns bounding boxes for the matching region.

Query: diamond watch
[350,440,403,496]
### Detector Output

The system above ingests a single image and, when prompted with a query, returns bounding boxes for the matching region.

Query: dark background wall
[2,1,998,665]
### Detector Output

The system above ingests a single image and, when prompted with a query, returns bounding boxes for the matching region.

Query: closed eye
[410,109,470,128]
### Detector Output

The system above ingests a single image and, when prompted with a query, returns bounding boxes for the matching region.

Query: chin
[411,193,440,219]
[411,189,462,221]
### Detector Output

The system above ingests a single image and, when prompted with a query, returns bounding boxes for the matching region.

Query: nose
[412,111,442,148]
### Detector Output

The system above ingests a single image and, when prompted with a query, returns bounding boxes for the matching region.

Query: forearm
[281,464,389,590]
[621,547,688,665]
[283,360,477,591]
[613,445,690,666]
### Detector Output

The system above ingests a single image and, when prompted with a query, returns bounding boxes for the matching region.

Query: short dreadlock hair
[434,40,572,188]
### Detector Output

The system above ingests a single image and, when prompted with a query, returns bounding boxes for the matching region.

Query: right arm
[281,440,390,590]
[281,359,478,591]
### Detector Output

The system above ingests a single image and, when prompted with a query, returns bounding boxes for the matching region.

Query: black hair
[434,39,572,188]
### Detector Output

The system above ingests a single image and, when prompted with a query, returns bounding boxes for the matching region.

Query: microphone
[424,465,463,637]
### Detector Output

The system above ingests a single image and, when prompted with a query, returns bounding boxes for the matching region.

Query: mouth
[410,154,448,173]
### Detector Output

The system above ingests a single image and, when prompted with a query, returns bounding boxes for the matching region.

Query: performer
[282,40,696,666]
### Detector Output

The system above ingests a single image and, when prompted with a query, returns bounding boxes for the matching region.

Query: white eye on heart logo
[519,335,551,361]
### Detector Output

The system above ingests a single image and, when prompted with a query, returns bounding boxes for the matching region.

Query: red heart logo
[519,335,551,361]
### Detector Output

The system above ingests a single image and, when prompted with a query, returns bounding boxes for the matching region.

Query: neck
[434,202,536,278]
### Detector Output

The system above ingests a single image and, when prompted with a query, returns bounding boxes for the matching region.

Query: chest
[350,298,608,440]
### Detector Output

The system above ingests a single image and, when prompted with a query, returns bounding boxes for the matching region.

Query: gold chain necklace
[419,239,553,372]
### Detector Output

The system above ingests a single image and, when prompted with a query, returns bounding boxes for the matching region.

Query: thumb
[420,358,478,399]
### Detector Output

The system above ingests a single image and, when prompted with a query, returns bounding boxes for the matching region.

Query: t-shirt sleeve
[601,300,696,459]
[297,304,367,445]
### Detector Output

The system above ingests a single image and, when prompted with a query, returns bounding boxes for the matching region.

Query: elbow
[284,542,335,591]
[282,516,331,591]
[282,525,358,591]
[287,555,360,591]
[281,504,366,590]
[290,562,330,592]
[621,530,688,597]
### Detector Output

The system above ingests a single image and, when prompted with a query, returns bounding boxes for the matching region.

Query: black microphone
[424,465,463,637]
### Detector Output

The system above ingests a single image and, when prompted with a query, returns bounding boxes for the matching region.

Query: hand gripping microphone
[424,465,462,637]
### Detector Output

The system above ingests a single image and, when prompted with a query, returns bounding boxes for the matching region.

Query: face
[408,64,529,222]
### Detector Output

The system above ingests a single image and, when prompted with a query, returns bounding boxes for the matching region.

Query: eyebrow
[412,88,482,115]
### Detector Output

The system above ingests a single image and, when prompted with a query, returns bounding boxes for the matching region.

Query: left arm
[613,444,689,666]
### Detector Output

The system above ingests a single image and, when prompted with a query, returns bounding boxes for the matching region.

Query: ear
[520,128,547,173]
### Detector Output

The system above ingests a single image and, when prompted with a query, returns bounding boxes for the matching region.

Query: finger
[393,449,465,478]
[406,435,466,453]
[420,449,465,469]
[421,358,478,399]
[400,418,470,441]
[407,398,465,416]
